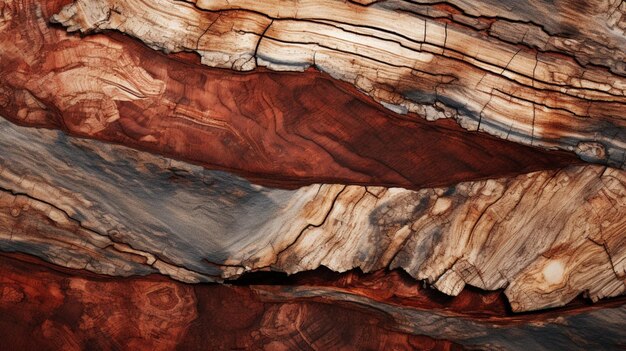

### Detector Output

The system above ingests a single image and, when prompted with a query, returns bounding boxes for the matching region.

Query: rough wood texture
[0,253,463,351]
[1,0,625,344]
[2,252,625,351]
[1,118,623,312]
[0,0,580,191]
[51,0,626,166]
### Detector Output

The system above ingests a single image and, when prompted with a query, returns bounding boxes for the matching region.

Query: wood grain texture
[1,118,623,311]
[0,253,463,351]
[51,0,626,166]
[0,0,581,191]
[1,252,625,351]
[1,0,625,341]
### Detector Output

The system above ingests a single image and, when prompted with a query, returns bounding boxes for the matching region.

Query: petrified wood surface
[1,0,581,190]
[51,0,626,167]
[1,118,624,312]
[2,252,626,351]
[0,0,625,348]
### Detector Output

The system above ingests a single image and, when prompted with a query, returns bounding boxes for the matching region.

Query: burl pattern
[2,253,626,350]
[0,0,625,347]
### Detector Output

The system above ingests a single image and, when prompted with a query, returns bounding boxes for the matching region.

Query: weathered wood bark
[1,0,625,346]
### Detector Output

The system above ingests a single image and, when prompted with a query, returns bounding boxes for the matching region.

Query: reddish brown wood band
[0,252,460,351]
[1,252,625,351]
[0,0,580,191]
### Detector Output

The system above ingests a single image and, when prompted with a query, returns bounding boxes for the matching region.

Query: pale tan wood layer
[1,118,623,312]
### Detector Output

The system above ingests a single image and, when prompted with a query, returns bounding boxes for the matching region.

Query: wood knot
[542,260,565,285]
[146,285,180,310]
[10,207,20,217]
[575,141,607,163]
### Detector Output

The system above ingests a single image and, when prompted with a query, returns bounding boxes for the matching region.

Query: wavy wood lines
[0,0,580,191]
[0,118,623,311]
[51,0,626,166]
[0,0,625,347]
[2,253,626,350]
